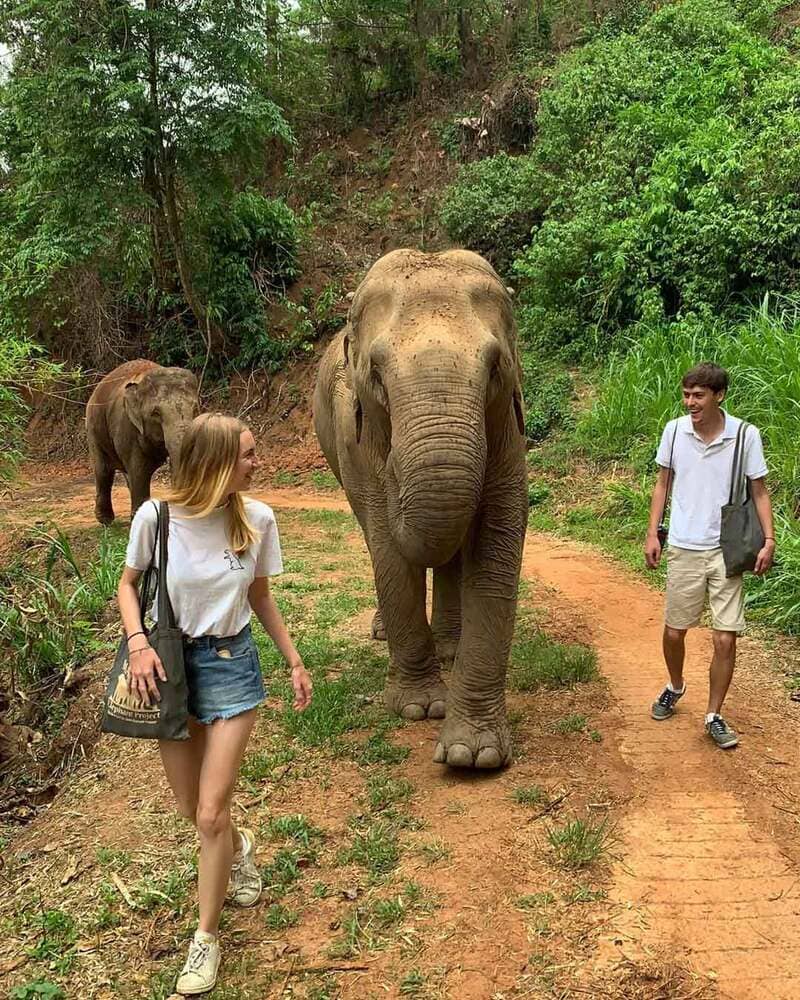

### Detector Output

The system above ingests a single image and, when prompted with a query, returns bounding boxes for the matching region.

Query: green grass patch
[264,903,299,930]
[512,785,547,807]
[552,713,587,734]
[366,774,414,812]
[337,725,410,767]
[516,891,555,909]
[547,818,615,870]
[416,839,451,865]
[340,818,401,880]
[26,908,77,973]
[509,622,598,692]
[266,814,324,848]
[240,747,297,783]
[327,882,433,957]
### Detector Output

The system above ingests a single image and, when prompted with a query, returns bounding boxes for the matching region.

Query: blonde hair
[163,413,258,555]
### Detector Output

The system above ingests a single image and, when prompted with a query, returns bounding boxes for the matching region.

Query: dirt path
[524,536,800,1000]
[5,474,800,998]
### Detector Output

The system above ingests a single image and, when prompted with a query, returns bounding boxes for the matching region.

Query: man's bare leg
[708,629,736,716]
[663,625,687,690]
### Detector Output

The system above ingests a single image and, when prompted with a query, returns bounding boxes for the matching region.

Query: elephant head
[345,249,525,567]
[123,366,199,466]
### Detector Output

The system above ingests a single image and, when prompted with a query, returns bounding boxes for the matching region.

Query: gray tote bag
[101,501,189,740]
[720,422,765,578]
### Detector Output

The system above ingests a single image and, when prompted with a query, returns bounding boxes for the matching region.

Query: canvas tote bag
[720,421,765,578]
[101,501,189,740]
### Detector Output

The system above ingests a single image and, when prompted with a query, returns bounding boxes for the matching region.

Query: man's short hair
[681,362,728,394]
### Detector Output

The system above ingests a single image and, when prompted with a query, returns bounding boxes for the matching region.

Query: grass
[547,817,615,870]
[417,839,452,865]
[327,882,433,957]
[9,984,65,1000]
[512,785,547,807]
[552,713,587,734]
[366,774,414,812]
[340,818,401,880]
[509,621,599,692]
[516,891,555,909]
[260,846,314,898]
[267,814,324,848]
[264,903,299,930]
[26,909,77,973]
[0,523,127,687]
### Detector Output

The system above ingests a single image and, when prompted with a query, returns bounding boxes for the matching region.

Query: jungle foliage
[442,0,800,354]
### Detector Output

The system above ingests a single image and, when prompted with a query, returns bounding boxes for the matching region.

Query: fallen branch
[528,791,569,822]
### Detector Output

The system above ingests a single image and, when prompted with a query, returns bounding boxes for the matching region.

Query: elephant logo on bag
[106,664,160,723]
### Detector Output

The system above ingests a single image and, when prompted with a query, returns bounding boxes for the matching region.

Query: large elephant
[313,249,528,769]
[86,360,199,524]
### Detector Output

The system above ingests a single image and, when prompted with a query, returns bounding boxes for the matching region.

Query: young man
[644,363,775,749]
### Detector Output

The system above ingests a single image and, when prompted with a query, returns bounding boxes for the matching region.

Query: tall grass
[579,297,800,632]
[0,527,127,686]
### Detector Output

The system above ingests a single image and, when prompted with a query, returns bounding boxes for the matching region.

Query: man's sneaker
[176,929,220,995]
[651,684,686,720]
[228,827,262,907]
[705,714,739,749]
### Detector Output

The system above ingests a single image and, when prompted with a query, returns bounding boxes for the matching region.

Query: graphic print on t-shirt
[224,549,245,571]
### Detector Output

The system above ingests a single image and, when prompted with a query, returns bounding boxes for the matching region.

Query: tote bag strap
[137,500,160,616]
[728,422,749,506]
[156,501,179,629]
[659,421,679,525]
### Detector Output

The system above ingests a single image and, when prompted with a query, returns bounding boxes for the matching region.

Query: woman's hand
[128,645,167,706]
[290,662,313,711]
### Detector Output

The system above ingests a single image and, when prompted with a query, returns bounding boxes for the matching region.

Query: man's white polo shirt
[656,412,767,551]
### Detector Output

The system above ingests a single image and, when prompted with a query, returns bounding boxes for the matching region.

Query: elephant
[313,249,528,769]
[86,359,199,524]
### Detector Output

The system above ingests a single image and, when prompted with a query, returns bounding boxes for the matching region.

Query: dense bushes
[441,0,800,355]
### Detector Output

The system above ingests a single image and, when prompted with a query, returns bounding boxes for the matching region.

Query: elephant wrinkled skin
[313,249,528,769]
[86,360,199,524]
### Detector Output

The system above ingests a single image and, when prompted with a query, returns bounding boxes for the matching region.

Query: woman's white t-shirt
[125,498,283,638]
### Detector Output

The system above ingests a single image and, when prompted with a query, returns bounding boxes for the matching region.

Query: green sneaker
[705,714,739,749]
[651,684,685,720]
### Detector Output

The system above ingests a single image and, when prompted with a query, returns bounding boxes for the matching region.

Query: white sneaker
[176,929,220,995]
[228,827,262,907]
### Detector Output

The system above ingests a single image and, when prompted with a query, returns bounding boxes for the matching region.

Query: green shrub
[192,191,301,371]
[439,153,542,275]
[520,354,573,442]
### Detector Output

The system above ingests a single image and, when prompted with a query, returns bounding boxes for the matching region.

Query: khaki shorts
[665,545,745,632]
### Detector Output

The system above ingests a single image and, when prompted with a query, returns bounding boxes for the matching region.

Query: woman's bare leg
[159,718,242,854]
[194,711,257,935]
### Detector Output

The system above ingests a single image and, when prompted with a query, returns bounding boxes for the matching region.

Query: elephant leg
[90,445,116,525]
[371,608,387,641]
[431,553,461,669]
[433,481,526,770]
[373,548,446,722]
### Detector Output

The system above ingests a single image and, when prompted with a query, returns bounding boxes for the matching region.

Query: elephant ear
[123,376,146,436]
[512,385,525,438]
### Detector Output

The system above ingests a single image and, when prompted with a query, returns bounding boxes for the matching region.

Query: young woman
[117,412,313,995]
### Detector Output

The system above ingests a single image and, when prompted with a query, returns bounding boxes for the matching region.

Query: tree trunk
[144,0,225,356]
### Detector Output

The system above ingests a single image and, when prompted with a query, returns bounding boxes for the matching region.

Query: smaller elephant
[86,360,199,524]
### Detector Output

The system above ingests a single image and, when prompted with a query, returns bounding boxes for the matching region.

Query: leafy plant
[547,817,615,869]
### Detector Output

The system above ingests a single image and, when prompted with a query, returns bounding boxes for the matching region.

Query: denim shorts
[184,624,265,725]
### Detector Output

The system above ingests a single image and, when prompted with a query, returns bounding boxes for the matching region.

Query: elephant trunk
[386,389,486,567]
[164,422,190,469]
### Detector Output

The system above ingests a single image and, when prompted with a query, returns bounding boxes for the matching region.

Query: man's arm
[750,477,775,575]
[644,466,671,569]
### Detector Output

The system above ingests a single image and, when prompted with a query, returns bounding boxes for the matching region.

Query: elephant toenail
[401,703,426,721]
[475,747,503,769]
[428,700,446,719]
[446,743,474,768]
[433,742,446,763]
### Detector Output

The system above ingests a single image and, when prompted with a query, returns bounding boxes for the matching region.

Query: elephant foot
[385,676,447,721]
[96,507,115,525]
[433,714,512,770]
[371,609,387,642]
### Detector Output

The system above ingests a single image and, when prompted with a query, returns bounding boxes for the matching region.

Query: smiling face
[226,429,259,495]
[682,382,725,429]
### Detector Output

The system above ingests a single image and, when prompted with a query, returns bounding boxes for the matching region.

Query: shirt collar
[681,410,737,444]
